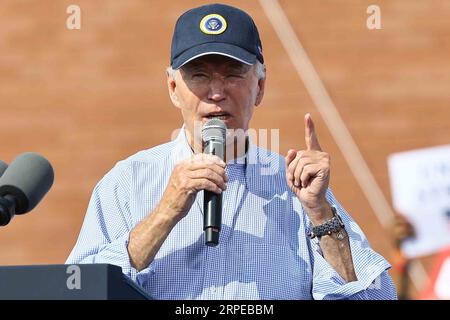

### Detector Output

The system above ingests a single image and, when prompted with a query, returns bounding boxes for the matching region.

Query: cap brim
[172,42,256,69]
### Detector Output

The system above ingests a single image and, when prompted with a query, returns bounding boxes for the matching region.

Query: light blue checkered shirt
[66,127,397,300]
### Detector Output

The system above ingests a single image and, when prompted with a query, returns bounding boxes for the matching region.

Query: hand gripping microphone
[202,118,227,246]
[0,152,54,226]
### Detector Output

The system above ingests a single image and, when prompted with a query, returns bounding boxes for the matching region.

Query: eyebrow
[228,63,251,72]
[182,63,205,71]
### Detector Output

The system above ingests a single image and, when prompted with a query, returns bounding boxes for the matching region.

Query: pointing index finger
[304,113,322,151]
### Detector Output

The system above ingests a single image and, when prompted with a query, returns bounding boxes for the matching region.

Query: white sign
[388,144,450,258]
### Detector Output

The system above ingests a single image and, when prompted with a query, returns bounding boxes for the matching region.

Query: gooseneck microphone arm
[0,160,12,225]
[0,195,16,226]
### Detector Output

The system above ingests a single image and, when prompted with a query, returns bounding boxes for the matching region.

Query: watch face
[336,230,346,240]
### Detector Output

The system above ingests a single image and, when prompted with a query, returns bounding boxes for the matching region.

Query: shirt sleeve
[65,162,147,282]
[306,189,398,300]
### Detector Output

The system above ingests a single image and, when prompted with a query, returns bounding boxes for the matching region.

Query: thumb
[304,113,322,151]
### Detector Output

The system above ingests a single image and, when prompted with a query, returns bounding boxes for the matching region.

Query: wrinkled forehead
[181,54,251,71]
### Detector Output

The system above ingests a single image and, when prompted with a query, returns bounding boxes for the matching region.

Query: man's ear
[167,71,181,109]
[255,76,266,107]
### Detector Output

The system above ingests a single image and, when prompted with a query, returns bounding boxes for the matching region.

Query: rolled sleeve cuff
[311,242,391,300]
[90,233,155,285]
[122,236,157,289]
[309,206,393,300]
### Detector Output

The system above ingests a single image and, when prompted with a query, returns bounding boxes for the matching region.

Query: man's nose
[208,75,226,101]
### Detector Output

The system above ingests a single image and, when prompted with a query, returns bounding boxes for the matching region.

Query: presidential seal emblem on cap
[170,4,264,69]
[199,14,227,35]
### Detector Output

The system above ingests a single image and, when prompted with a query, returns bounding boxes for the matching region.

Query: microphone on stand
[202,118,227,246]
[0,152,54,226]
[0,160,7,177]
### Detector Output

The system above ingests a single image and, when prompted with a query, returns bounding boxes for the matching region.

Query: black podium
[0,264,151,300]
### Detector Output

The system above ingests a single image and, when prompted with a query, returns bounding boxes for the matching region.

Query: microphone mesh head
[0,152,54,214]
[202,118,227,143]
[0,160,7,177]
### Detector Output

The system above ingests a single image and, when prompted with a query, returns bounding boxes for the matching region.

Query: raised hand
[285,113,331,218]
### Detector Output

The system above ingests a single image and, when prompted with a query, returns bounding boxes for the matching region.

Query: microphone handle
[204,191,222,246]
[203,139,224,246]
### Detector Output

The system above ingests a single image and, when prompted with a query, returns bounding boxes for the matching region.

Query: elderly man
[67,3,397,300]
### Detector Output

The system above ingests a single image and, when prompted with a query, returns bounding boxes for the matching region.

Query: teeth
[207,114,228,119]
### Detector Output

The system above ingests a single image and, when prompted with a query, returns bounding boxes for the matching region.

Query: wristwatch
[308,206,346,240]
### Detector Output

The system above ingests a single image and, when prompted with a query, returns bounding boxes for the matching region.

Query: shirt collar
[171,125,258,166]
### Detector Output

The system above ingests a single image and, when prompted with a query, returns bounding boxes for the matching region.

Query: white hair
[253,61,266,79]
[166,60,266,80]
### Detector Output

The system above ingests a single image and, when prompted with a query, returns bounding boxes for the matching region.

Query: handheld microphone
[0,152,54,226]
[202,118,227,246]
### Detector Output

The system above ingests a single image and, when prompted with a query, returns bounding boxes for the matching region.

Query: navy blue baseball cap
[170,3,264,69]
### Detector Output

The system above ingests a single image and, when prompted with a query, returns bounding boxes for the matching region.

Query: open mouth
[203,112,231,121]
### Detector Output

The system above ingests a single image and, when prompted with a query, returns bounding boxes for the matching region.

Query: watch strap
[308,206,345,239]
